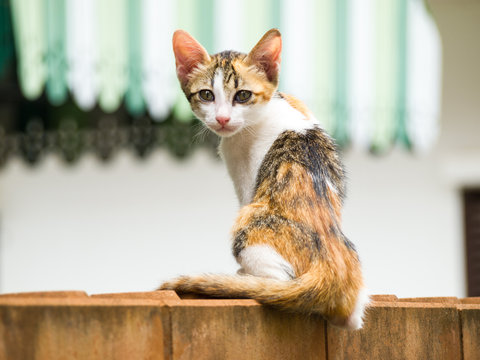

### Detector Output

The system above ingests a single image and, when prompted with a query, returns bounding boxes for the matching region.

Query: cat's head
[172,29,282,137]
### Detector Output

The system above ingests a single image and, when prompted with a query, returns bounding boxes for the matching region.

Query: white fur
[237,244,295,281]
[212,69,230,119]
[346,287,370,330]
[219,97,319,205]
[325,177,338,195]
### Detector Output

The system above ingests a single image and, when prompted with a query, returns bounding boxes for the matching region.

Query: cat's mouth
[210,124,241,137]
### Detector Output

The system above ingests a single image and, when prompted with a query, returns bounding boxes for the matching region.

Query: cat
[160,29,369,329]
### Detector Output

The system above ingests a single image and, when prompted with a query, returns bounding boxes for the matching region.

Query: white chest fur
[219,98,317,206]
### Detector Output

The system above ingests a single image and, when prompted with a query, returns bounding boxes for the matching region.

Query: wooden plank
[370,294,398,302]
[169,300,326,360]
[92,290,180,301]
[0,291,88,298]
[461,297,480,304]
[458,304,480,360]
[397,296,458,304]
[327,302,462,360]
[0,300,171,360]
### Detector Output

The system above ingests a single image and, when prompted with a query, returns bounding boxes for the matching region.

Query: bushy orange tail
[159,267,368,330]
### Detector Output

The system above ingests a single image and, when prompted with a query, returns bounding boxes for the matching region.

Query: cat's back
[254,126,346,203]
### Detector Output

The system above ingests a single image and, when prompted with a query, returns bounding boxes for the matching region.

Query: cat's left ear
[173,30,211,87]
[246,29,282,84]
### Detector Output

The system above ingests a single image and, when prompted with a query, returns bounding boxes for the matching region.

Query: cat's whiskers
[242,124,259,139]
[192,123,211,144]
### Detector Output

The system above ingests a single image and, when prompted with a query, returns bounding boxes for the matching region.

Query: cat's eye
[234,90,252,103]
[199,89,214,102]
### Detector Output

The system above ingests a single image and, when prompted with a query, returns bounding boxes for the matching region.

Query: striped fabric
[9,0,441,152]
[0,0,14,77]
[66,0,97,110]
[45,0,67,105]
[10,0,46,100]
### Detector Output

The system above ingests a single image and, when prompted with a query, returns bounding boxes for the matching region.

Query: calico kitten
[160,29,369,329]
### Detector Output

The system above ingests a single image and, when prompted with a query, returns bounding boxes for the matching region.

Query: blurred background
[0,0,478,298]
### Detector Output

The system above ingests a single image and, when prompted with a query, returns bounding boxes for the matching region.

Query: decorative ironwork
[0,74,219,168]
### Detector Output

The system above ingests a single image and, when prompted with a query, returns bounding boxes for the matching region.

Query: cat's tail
[159,267,369,330]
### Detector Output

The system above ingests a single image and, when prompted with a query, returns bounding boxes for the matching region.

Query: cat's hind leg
[345,287,370,330]
[236,244,296,281]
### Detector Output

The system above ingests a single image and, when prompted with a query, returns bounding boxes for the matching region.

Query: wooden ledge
[0,291,478,359]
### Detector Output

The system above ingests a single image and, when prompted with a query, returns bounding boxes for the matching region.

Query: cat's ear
[173,30,211,86]
[246,29,282,83]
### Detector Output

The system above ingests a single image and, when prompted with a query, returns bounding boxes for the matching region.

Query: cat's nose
[216,116,230,126]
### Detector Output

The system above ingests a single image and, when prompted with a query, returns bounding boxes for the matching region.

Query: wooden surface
[328,302,461,360]
[0,291,478,359]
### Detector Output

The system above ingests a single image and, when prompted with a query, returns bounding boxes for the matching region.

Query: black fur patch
[341,235,357,254]
[233,229,248,258]
[329,224,358,257]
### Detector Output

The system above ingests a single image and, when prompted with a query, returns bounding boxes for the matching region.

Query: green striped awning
[8,0,442,153]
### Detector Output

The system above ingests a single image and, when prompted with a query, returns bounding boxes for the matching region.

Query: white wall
[0,0,479,297]
[0,151,239,294]
[342,150,465,297]
[0,143,469,298]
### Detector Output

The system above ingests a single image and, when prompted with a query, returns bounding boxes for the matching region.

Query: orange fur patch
[233,60,277,104]
[279,93,311,119]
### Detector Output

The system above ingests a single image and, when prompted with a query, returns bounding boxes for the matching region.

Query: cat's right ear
[172,30,211,87]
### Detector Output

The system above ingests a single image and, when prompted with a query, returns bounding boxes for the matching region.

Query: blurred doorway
[464,189,480,296]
